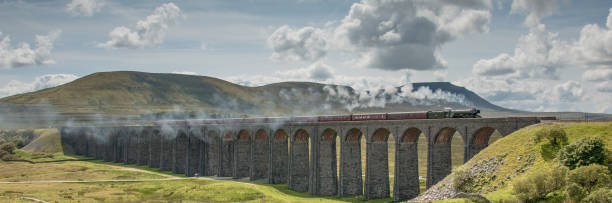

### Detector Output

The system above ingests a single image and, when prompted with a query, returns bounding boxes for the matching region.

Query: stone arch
[317,128,338,196]
[252,129,269,180]
[294,129,309,142]
[472,127,495,145]
[271,129,289,183]
[345,128,362,142]
[466,127,497,161]
[428,126,464,188]
[340,128,364,196]
[371,128,390,142]
[401,127,422,143]
[255,129,267,140]
[274,129,288,140]
[290,129,310,192]
[235,129,251,178]
[238,129,250,141]
[365,128,391,199]
[435,127,457,144]
[205,130,220,176]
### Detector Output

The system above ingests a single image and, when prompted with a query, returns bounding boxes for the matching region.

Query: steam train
[166,108,481,125]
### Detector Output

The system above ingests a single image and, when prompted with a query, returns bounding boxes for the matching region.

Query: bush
[0,142,16,154]
[566,164,611,202]
[583,188,612,203]
[452,167,473,192]
[558,138,607,169]
[534,126,568,147]
[512,167,568,202]
[0,150,7,159]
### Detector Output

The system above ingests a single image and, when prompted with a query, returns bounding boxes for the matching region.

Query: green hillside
[416,121,612,202]
[0,71,500,118]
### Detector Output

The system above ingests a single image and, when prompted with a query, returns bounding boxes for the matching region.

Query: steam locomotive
[167,108,481,125]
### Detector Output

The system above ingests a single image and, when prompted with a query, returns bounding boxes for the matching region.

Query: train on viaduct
[60,110,542,201]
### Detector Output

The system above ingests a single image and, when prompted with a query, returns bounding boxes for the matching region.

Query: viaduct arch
[61,117,540,201]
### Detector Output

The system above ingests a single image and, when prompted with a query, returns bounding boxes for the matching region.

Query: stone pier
[219,130,234,177]
[339,128,363,196]
[251,129,269,181]
[270,129,288,184]
[234,129,251,178]
[364,128,390,200]
[289,129,310,193]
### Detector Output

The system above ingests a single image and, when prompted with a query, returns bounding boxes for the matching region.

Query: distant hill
[0,71,512,120]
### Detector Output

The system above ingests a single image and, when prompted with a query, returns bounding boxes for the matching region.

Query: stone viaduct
[61,117,540,201]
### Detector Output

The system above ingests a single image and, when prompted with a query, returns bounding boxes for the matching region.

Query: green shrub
[583,188,612,203]
[0,142,16,154]
[452,167,473,192]
[512,167,568,202]
[566,164,611,202]
[534,126,568,147]
[558,138,607,169]
[0,150,7,159]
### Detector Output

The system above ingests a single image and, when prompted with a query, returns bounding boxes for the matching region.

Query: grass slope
[430,121,612,202]
[21,128,62,154]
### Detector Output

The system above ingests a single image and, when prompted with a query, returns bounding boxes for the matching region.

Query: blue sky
[0,0,611,113]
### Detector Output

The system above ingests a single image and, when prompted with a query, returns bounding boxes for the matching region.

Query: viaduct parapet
[61,117,540,201]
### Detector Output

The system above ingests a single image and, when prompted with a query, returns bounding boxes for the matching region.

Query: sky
[0,0,611,113]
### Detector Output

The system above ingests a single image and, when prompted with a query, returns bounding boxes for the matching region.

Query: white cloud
[582,69,612,82]
[553,80,583,102]
[334,0,491,70]
[0,30,62,69]
[511,0,559,26]
[0,74,79,98]
[571,12,612,70]
[65,0,104,17]
[267,0,492,71]
[267,26,328,62]
[472,24,567,79]
[596,81,612,93]
[97,3,183,49]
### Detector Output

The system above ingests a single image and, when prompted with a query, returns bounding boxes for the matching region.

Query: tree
[558,138,607,169]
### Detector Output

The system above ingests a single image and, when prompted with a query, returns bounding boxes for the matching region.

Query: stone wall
[173,132,188,174]
[234,134,251,178]
[187,133,201,177]
[149,130,161,168]
[316,134,337,196]
[393,142,419,201]
[86,133,96,157]
[115,132,126,163]
[427,143,451,188]
[340,140,362,196]
[205,132,219,176]
[138,130,150,166]
[365,142,390,199]
[270,131,288,184]
[289,138,309,192]
[219,139,234,177]
[160,134,173,171]
[127,132,139,164]
[104,133,115,162]
[251,130,269,180]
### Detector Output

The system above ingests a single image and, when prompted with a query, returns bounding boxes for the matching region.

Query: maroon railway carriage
[350,113,387,121]
[318,115,352,122]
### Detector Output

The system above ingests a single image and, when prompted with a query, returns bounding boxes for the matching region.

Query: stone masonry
[62,117,541,201]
